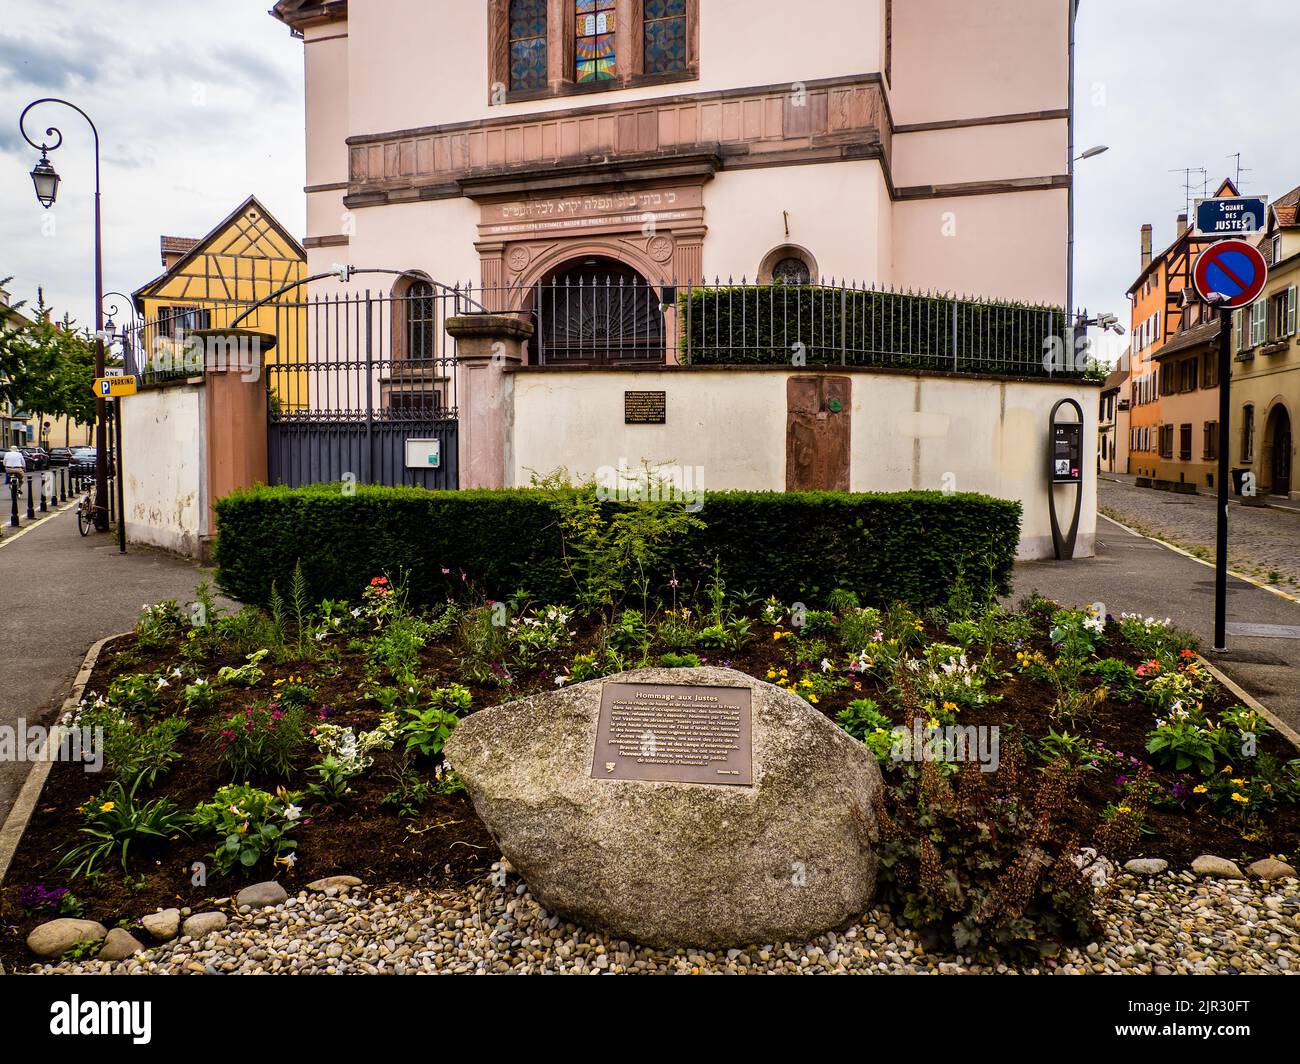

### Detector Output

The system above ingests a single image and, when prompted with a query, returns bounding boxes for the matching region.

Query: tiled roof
[160,236,200,264]
[1272,185,1300,229]
[1153,318,1220,360]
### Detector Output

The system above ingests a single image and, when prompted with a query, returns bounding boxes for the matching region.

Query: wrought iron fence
[263,288,470,489]
[471,276,1074,378]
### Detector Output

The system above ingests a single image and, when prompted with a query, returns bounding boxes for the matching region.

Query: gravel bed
[22,865,1300,975]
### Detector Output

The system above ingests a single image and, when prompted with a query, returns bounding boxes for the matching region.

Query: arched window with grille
[509,0,548,91]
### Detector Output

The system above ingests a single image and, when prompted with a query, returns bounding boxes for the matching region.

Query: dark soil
[2,606,1297,971]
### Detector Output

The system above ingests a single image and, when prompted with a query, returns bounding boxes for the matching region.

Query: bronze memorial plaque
[624,390,667,425]
[591,682,753,786]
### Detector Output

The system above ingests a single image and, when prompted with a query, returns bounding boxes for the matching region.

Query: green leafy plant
[211,701,308,782]
[191,784,302,875]
[216,649,269,689]
[135,600,186,652]
[182,678,221,714]
[875,750,1098,963]
[73,702,187,788]
[659,652,701,668]
[57,777,188,878]
[105,673,165,715]
[401,684,471,760]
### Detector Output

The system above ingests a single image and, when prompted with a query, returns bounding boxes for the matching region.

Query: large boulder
[446,667,882,949]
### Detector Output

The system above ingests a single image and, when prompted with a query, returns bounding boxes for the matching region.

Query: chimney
[1140,224,1153,270]
[1177,213,1189,237]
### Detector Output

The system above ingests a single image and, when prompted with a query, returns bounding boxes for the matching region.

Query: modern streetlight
[19,98,110,531]
[1077,144,1110,161]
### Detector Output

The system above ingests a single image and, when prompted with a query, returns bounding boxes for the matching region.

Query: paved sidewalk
[0,508,213,824]
[1097,475,1300,588]
[1013,515,1300,735]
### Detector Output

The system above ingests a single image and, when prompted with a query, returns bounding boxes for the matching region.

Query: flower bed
[2,569,1298,970]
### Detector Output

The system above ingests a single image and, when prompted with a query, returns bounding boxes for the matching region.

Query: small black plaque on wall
[624,390,667,425]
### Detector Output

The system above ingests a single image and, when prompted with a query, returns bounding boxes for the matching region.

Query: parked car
[69,448,97,477]
[18,446,49,470]
[46,447,73,466]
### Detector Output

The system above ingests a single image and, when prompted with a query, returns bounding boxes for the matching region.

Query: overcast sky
[1,0,1297,358]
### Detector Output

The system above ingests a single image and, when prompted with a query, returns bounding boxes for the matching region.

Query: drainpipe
[1066,0,1080,364]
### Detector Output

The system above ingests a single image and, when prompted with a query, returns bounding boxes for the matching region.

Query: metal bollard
[39,472,48,513]
[26,478,35,520]
[59,467,67,502]
[8,478,17,528]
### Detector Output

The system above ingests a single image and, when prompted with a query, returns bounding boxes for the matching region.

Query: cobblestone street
[1098,476,1300,589]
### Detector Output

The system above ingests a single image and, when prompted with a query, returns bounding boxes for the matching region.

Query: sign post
[1192,237,1270,652]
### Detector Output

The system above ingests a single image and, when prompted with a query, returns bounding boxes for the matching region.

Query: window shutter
[1288,286,1297,336]
[1233,308,1243,350]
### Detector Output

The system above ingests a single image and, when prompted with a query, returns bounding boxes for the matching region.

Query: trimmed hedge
[214,485,1022,611]
[678,285,1070,379]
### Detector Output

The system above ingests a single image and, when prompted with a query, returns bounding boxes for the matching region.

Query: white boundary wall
[120,382,207,557]
[507,367,1098,560]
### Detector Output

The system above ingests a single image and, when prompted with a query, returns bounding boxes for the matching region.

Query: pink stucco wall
[293,0,1069,306]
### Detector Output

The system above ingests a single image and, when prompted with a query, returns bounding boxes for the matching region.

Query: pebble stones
[1124,858,1169,876]
[28,866,1300,977]
[306,875,364,894]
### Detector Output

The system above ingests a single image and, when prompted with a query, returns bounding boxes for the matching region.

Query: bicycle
[76,488,105,537]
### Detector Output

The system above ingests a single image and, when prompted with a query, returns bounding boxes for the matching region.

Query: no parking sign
[1192,239,1269,309]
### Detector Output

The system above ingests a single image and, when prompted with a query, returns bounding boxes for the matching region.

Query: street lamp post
[19,98,110,532]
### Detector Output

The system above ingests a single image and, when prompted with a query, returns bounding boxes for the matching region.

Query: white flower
[350,607,362,618]
[315,631,327,641]
[820,658,834,673]
[155,677,169,689]
[170,667,183,678]
[284,803,302,822]
[281,852,297,868]
[555,676,569,687]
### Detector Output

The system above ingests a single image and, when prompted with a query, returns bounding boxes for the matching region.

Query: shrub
[676,285,1069,378]
[875,752,1099,962]
[215,485,1022,614]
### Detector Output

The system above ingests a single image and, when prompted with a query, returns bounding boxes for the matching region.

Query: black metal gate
[259,277,478,490]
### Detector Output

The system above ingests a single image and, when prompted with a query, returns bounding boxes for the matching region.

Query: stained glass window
[643,0,687,75]
[509,0,548,92]
[575,0,616,83]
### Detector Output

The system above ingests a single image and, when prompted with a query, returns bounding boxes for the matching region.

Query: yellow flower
[1231,793,1249,804]
[1116,805,1131,815]
[273,678,285,687]
[99,801,116,813]
[808,694,819,704]
[1222,765,1233,773]
[942,701,958,713]
[1192,784,1207,794]
[926,718,940,729]
[766,669,776,679]
[1231,778,1246,786]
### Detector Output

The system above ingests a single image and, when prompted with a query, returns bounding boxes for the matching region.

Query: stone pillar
[193,328,277,554]
[446,314,534,490]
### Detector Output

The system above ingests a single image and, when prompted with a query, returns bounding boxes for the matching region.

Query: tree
[0,287,97,441]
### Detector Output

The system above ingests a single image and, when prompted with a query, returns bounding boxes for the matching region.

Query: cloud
[0,29,105,91]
